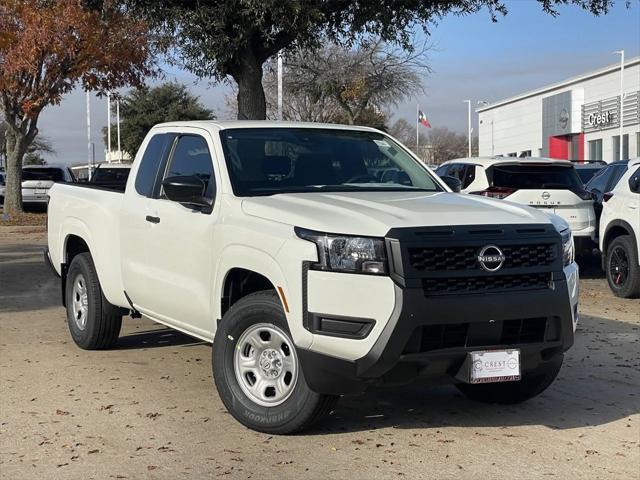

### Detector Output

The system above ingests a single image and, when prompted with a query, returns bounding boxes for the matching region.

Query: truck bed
[47,182,128,308]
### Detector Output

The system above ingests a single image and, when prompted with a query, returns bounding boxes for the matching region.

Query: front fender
[213,244,313,350]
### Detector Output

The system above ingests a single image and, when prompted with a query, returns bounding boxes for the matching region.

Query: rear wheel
[605,235,640,298]
[65,253,122,349]
[456,356,563,404]
[213,290,337,434]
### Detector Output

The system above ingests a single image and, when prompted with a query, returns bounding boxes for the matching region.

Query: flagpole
[416,103,419,158]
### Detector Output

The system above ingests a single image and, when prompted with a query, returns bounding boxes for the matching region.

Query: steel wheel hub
[233,323,298,407]
[71,274,89,330]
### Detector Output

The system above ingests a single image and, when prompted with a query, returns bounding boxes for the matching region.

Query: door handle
[145,215,160,224]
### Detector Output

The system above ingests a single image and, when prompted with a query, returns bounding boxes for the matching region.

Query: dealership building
[477,56,640,162]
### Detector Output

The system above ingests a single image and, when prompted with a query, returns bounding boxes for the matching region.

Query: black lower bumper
[297,276,574,396]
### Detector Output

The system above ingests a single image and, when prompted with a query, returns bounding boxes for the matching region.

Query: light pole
[464,100,471,157]
[107,93,111,162]
[86,91,92,179]
[116,99,122,163]
[613,50,624,160]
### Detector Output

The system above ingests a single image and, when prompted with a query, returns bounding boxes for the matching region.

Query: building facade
[477,57,640,162]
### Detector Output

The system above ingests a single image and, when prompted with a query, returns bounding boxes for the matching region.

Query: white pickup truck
[46,121,579,434]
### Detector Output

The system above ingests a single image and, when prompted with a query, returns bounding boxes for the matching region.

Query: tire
[605,235,640,299]
[213,290,338,434]
[455,356,563,404]
[65,253,122,349]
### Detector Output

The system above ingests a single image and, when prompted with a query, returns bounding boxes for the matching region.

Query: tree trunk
[4,130,26,216]
[231,52,267,120]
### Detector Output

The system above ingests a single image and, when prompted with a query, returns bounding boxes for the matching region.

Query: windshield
[22,168,65,182]
[219,128,443,196]
[489,164,583,190]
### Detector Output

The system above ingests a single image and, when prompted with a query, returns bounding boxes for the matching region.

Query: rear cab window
[134,133,175,197]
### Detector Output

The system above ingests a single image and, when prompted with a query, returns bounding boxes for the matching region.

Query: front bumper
[298,276,574,395]
[296,224,578,396]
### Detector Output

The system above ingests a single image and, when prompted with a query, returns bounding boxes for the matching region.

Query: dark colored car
[585,159,630,223]
[89,164,131,191]
[574,162,605,185]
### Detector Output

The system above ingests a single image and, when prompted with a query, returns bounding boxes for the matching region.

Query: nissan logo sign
[477,245,506,272]
[559,108,569,129]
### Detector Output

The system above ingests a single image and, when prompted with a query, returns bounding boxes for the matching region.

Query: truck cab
[46,121,579,434]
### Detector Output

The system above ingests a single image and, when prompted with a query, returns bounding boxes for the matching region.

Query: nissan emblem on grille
[477,245,506,272]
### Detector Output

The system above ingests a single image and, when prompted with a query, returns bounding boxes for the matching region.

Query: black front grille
[403,317,549,354]
[422,272,550,296]
[408,243,557,272]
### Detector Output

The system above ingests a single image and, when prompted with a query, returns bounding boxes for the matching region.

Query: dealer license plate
[470,349,521,384]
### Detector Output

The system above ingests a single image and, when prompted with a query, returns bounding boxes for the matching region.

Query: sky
[38,0,640,165]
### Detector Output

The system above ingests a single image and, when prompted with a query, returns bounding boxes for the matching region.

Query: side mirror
[163,175,211,208]
[441,175,462,193]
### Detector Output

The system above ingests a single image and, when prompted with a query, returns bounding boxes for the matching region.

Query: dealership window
[518,150,532,157]
[612,134,629,161]
[588,139,603,161]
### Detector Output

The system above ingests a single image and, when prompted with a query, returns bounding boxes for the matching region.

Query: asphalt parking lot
[1,226,638,480]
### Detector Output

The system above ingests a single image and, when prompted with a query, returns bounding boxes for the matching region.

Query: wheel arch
[213,246,290,327]
[58,221,95,307]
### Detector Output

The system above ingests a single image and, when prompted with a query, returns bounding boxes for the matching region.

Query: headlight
[560,228,574,267]
[295,227,388,275]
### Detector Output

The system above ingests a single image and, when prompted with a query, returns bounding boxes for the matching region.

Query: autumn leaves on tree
[0,0,152,214]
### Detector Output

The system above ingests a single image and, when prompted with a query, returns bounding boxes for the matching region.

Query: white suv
[599,158,640,298]
[437,157,596,252]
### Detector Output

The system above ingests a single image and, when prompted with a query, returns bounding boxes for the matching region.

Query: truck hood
[241,191,554,237]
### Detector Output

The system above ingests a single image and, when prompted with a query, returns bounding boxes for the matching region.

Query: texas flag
[418,110,432,128]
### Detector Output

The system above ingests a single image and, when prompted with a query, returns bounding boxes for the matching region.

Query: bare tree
[263,39,430,126]
[388,118,420,146]
[427,127,478,164]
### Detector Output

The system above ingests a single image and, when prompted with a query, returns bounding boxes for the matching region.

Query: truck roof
[152,120,381,132]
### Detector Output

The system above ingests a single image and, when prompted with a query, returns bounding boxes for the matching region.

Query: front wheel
[213,290,337,434]
[456,356,563,404]
[605,235,640,298]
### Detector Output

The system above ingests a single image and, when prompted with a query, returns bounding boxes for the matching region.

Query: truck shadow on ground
[311,313,639,435]
[0,243,60,313]
[577,252,606,279]
[115,327,206,349]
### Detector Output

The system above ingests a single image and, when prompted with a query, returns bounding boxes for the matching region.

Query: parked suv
[46,122,579,434]
[585,160,630,226]
[599,158,640,298]
[22,165,75,206]
[437,158,596,253]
